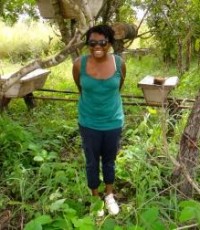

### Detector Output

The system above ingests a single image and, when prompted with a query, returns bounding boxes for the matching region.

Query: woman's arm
[120,58,126,90]
[72,57,82,93]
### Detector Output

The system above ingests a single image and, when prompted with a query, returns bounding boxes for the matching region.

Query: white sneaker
[97,209,104,217]
[105,193,119,215]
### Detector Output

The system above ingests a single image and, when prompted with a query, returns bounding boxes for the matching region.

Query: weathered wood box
[138,75,179,105]
[37,0,103,19]
[0,68,50,98]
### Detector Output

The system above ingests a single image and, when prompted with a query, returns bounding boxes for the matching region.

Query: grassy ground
[1,55,199,229]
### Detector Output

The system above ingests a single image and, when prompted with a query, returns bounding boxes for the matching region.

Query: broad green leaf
[50,218,72,229]
[24,220,42,230]
[34,215,52,225]
[140,207,159,223]
[179,200,200,222]
[50,198,66,211]
[102,218,116,230]
[90,198,104,212]
[114,226,123,230]
[179,207,196,222]
[179,200,200,208]
[72,216,94,230]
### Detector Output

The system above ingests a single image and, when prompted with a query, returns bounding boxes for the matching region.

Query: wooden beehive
[37,0,77,19]
[1,69,50,98]
[112,23,138,40]
[37,0,55,19]
[138,75,179,105]
[37,0,103,19]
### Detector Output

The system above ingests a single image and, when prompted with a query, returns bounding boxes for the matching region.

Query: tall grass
[0,20,60,63]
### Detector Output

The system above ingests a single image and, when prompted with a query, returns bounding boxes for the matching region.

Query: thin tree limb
[173,223,199,230]
[0,41,84,96]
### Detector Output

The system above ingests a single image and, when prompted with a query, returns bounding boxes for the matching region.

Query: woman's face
[88,32,111,58]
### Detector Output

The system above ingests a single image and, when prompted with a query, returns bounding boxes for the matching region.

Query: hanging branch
[51,0,70,44]
[137,5,151,33]
[81,0,94,27]
[0,40,84,96]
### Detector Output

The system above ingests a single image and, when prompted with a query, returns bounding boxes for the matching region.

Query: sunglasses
[88,40,109,47]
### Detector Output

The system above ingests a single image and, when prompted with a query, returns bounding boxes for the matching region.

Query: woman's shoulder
[73,55,89,65]
[112,54,124,66]
[113,54,125,68]
[113,54,124,62]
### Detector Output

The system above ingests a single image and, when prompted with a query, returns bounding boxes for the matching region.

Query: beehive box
[37,0,103,19]
[138,75,179,105]
[0,68,50,98]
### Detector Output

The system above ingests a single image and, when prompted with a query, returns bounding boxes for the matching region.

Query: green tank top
[78,54,124,130]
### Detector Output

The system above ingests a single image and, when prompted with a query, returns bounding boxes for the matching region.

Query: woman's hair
[85,24,115,45]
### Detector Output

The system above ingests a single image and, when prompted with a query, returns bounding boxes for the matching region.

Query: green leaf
[72,216,94,230]
[50,199,66,211]
[147,107,157,115]
[179,200,199,208]
[179,200,200,223]
[34,215,52,225]
[102,218,116,230]
[33,156,44,162]
[24,220,42,230]
[179,207,196,222]
[63,207,77,219]
[140,207,159,223]
[90,197,104,213]
[140,207,165,230]
[127,226,144,230]
[114,226,123,230]
[50,218,72,229]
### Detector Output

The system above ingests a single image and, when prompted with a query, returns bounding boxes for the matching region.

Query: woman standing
[72,24,126,216]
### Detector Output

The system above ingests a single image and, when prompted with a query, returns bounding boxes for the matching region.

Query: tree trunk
[171,92,200,197]
[185,28,191,71]
[51,0,70,44]
[112,40,124,55]
[198,41,200,68]
[177,37,183,75]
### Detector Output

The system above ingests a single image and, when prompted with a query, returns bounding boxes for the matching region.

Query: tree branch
[0,41,84,96]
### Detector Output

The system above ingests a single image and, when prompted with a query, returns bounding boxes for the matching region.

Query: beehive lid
[138,75,179,89]
[1,69,50,82]
[138,75,179,105]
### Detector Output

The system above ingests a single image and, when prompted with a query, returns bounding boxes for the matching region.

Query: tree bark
[51,0,70,44]
[171,92,200,197]
[0,41,84,96]
[112,40,124,55]
[198,41,200,68]
[177,37,183,75]
[185,28,191,71]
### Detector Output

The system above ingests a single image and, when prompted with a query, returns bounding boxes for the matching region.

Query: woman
[72,24,126,216]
